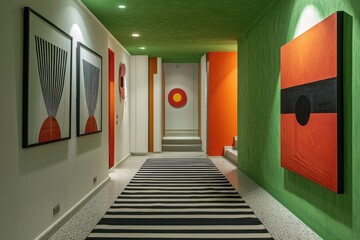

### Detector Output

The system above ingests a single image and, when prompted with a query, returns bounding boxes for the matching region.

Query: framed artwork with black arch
[23,7,72,148]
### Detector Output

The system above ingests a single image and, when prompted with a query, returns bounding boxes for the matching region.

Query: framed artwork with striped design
[23,7,72,148]
[76,42,102,137]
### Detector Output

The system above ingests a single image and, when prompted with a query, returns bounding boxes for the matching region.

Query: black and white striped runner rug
[87,158,273,239]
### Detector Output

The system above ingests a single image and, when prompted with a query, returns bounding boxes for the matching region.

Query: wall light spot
[70,23,84,43]
[293,5,322,38]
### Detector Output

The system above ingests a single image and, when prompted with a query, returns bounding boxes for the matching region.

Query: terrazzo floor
[48,152,321,240]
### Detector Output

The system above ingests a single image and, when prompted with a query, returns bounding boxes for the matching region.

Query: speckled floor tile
[48,156,147,240]
[49,153,321,240]
[210,156,322,240]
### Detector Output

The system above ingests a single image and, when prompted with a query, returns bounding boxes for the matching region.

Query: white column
[201,54,208,153]
[129,55,149,154]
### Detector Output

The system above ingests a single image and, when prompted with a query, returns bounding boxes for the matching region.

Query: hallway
[2,1,360,239]
[48,153,320,240]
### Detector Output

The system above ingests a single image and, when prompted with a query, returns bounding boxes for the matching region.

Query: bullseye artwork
[280,12,344,193]
[77,42,102,136]
[168,88,187,108]
[23,7,72,147]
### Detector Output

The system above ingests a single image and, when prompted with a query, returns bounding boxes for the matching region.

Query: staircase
[224,136,238,166]
[162,136,202,152]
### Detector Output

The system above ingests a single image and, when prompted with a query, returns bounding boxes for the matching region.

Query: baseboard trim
[131,152,148,156]
[35,176,111,240]
[112,153,131,169]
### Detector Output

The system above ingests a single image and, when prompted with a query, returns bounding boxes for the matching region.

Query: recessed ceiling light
[118,5,126,9]
[140,47,146,50]
[132,33,140,37]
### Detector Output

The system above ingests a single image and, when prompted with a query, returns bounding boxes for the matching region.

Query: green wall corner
[237,0,360,239]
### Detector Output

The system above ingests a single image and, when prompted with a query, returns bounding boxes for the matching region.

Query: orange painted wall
[108,49,115,168]
[208,52,238,156]
[148,58,157,152]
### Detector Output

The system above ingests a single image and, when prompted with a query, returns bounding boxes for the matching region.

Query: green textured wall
[237,0,360,239]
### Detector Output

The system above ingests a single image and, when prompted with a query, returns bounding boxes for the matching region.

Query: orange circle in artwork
[38,116,61,143]
[85,116,98,134]
[168,88,187,108]
[173,93,182,102]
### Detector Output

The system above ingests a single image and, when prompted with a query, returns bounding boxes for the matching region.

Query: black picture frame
[76,42,103,137]
[23,7,72,148]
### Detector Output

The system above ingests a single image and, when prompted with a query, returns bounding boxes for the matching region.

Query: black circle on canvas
[295,95,311,126]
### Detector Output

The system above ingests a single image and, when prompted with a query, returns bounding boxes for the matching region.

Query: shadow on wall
[19,142,69,175]
[237,1,296,184]
[349,0,360,237]
[77,134,102,155]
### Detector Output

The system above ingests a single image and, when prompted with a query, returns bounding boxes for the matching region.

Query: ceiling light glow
[118,5,126,9]
[132,33,140,37]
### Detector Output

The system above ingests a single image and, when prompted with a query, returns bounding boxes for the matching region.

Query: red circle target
[168,88,187,108]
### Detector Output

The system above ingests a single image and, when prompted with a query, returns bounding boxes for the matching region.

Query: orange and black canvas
[280,12,343,193]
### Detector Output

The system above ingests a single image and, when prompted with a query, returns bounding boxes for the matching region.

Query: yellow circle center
[173,93,182,102]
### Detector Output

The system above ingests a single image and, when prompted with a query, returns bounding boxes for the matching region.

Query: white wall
[130,55,149,153]
[200,55,208,152]
[0,1,130,239]
[108,36,131,164]
[164,63,198,135]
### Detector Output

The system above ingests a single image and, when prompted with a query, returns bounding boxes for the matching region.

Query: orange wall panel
[198,63,201,137]
[148,58,157,152]
[208,52,238,156]
[162,64,165,137]
[108,49,115,168]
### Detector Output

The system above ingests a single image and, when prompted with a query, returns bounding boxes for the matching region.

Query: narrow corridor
[49,153,320,240]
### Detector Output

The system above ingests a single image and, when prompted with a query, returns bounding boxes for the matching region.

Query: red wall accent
[208,52,238,156]
[108,49,115,169]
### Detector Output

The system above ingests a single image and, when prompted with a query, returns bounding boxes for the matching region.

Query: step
[233,136,238,150]
[224,146,238,166]
[162,144,202,152]
[162,136,201,145]
[165,129,198,137]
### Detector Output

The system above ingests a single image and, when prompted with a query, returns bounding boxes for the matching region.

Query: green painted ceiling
[81,0,276,62]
